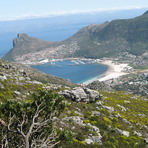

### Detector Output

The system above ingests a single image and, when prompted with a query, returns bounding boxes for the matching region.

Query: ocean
[0,9,146,83]
[32,60,108,84]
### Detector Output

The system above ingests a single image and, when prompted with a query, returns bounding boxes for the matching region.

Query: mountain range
[3,11,148,63]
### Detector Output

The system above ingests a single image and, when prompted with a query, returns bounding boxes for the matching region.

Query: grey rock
[144,138,148,144]
[117,104,127,111]
[71,87,87,102]
[0,75,7,81]
[75,111,83,116]
[122,118,131,125]
[19,69,28,77]
[59,87,101,102]
[2,64,12,69]
[15,97,21,100]
[71,126,75,130]
[84,139,94,144]
[84,88,101,102]
[62,116,85,126]
[60,90,71,98]
[116,128,130,137]
[103,106,114,113]
[87,124,102,139]
[18,77,25,81]
[90,136,102,144]
[76,107,81,112]
[124,101,131,104]
[96,101,103,106]
[96,107,100,110]
[134,131,142,137]
[92,111,100,116]
[115,113,121,118]
[29,81,42,85]
[14,91,21,95]
[143,125,148,130]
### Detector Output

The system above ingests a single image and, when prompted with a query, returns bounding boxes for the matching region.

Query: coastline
[29,57,131,85]
[82,60,131,84]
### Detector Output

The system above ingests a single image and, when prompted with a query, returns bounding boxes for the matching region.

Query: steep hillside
[0,59,148,147]
[0,59,76,101]
[3,11,148,63]
[74,12,148,58]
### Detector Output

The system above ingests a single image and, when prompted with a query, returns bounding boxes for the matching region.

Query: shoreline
[82,60,131,84]
[26,57,131,85]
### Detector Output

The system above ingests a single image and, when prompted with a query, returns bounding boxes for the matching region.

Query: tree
[0,90,65,148]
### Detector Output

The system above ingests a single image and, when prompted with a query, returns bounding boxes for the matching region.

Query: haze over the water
[0,0,148,21]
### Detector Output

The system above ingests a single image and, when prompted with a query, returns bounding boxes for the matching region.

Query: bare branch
[8,112,17,133]
[16,113,26,137]
[1,132,8,148]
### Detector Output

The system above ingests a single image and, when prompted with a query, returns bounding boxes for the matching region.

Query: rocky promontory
[3,11,148,64]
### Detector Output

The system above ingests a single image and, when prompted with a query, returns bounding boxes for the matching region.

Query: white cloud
[1,6,148,21]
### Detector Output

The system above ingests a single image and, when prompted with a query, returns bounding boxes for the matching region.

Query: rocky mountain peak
[13,33,30,47]
[17,33,28,38]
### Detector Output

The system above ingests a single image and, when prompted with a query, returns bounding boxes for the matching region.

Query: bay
[32,60,108,84]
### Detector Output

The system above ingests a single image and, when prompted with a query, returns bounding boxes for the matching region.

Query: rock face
[59,87,101,102]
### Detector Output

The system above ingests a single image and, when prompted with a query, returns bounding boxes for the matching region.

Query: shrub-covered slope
[0,59,147,148]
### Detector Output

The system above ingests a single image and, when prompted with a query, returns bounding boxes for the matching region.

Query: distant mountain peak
[143,10,148,15]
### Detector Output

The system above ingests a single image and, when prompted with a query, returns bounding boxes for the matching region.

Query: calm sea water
[32,60,108,84]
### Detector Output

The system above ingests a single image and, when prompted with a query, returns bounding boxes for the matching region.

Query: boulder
[59,87,101,102]
[84,88,101,102]
[71,87,88,102]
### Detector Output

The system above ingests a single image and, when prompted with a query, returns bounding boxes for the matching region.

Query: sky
[0,0,148,21]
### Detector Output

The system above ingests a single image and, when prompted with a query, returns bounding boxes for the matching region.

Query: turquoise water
[32,60,108,84]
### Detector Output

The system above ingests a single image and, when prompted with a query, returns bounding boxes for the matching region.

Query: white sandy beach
[83,60,131,84]
[98,60,129,81]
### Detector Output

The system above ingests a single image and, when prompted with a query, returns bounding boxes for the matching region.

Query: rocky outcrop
[59,87,101,102]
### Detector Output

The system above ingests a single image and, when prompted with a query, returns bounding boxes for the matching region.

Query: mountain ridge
[3,11,148,63]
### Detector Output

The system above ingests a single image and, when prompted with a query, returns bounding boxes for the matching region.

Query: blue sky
[0,0,148,21]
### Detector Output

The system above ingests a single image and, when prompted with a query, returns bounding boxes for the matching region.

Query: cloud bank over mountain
[1,6,148,21]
